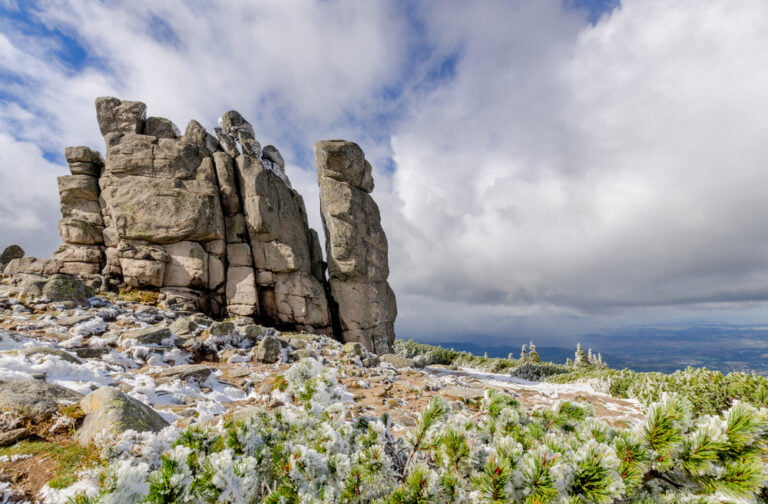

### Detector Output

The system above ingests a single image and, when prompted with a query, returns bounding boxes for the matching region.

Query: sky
[2,0,768,345]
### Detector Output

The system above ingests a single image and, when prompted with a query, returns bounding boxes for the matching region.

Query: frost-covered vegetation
[394,339,520,374]
[550,366,768,415]
[395,339,768,415]
[65,357,768,504]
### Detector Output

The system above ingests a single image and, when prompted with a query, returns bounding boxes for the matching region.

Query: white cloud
[0,133,62,255]
[0,0,411,254]
[388,0,768,339]
[2,0,768,342]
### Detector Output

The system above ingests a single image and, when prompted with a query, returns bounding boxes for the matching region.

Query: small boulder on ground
[254,335,281,363]
[0,379,83,421]
[342,342,366,358]
[41,274,92,305]
[76,386,169,443]
[170,317,198,337]
[207,321,235,337]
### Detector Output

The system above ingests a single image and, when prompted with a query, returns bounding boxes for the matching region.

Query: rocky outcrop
[3,97,397,352]
[315,140,397,354]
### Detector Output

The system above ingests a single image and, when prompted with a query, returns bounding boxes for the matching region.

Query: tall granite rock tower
[2,97,395,352]
[315,140,397,354]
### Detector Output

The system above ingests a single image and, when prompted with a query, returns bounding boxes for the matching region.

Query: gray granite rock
[316,140,396,353]
[76,386,169,442]
[0,379,83,420]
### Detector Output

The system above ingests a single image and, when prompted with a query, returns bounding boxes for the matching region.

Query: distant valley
[424,324,768,374]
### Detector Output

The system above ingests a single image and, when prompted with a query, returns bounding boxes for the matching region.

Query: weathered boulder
[100,178,224,243]
[207,321,235,337]
[58,217,104,245]
[0,379,83,420]
[0,427,30,446]
[342,342,366,358]
[52,244,103,264]
[65,146,103,177]
[170,317,199,337]
[316,140,397,353]
[41,274,92,305]
[213,152,241,216]
[121,258,166,287]
[1,244,24,268]
[95,96,146,136]
[58,175,99,203]
[3,257,61,277]
[440,386,486,403]
[52,244,104,276]
[226,266,259,316]
[0,245,24,264]
[76,386,168,442]
[254,335,281,363]
[17,347,83,364]
[144,116,179,139]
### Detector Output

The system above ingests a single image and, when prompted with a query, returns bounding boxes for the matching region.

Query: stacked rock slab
[52,147,106,275]
[315,140,397,354]
[94,97,227,314]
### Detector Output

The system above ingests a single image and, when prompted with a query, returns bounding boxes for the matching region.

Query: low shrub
[63,358,768,504]
[508,361,571,381]
[549,366,768,415]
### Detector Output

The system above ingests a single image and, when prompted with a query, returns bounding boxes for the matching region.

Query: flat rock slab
[380,354,425,369]
[440,386,486,403]
[56,315,95,327]
[76,386,169,443]
[18,347,83,364]
[120,326,172,345]
[0,379,83,420]
[0,427,30,446]
[155,364,213,383]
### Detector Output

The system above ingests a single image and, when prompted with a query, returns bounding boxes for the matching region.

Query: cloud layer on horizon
[2,0,768,343]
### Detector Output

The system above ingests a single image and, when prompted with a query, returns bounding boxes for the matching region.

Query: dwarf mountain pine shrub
[549,366,768,415]
[66,358,768,504]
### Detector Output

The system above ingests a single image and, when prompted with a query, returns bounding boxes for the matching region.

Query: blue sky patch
[563,0,621,24]
[0,3,91,73]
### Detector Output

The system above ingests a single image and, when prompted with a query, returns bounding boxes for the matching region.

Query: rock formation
[315,140,397,354]
[1,97,395,352]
